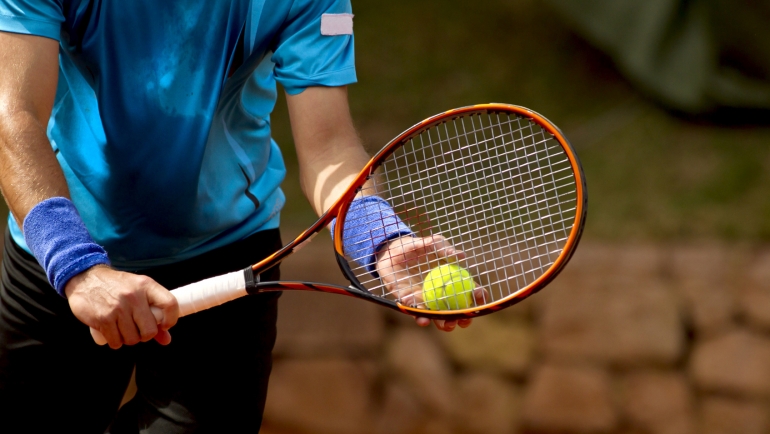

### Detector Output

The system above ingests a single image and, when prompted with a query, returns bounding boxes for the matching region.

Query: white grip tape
[90,270,247,345]
[173,270,247,317]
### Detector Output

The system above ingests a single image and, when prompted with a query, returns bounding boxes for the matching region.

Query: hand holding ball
[422,264,475,310]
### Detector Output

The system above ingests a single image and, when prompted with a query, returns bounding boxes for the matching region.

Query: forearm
[0,32,66,224]
[298,133,370,216]
[286,86,371,216]
[0,110,70,223]
[0,113,178,345]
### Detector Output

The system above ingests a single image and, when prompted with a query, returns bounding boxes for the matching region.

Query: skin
[375,234,485,328]
[0,33,468,351]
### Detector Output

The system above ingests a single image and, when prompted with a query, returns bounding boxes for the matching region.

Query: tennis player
[0,0,471,432]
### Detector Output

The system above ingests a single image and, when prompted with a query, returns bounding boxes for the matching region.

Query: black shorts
[0,227,282,434]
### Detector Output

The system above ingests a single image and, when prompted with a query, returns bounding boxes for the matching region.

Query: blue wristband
[23,197,111,296]
[331,196,414,277]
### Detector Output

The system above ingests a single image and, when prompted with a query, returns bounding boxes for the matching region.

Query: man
[0,1,470,432]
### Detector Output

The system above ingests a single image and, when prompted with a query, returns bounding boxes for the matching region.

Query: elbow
[0,105,44,141]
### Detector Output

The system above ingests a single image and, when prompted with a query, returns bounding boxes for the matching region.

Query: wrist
[375,235,412,262]
[63,264,111,298]
[23,197,111,297]
[332,196,414,276]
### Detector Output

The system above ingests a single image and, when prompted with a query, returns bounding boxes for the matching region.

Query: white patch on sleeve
[321,13,354,36]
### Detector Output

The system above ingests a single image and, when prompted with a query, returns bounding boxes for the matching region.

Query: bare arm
[285,87,471,331]
[285,86,369,216]
[0,33,67,220]
[0,32,178,348]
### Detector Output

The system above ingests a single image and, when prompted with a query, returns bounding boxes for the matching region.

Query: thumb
[145,283,179,331]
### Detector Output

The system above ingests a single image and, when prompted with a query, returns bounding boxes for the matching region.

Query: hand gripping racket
[91,103,587,344]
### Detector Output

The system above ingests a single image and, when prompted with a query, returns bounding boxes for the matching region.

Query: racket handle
[90,270,247,345]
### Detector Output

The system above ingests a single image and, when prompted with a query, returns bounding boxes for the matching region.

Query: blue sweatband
[23,197,111,296]
[331,196,414,276]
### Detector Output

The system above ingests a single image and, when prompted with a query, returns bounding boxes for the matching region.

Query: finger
[133,304,160,343]
[398,291,419,307]
[414,316,431,327]
[412,236,466,272]
[117,309,142,346]
[458,318,473,328]
[427,235,465,258]
[471,286,489,305]
[434,319,445,331]
[422,234,446,248]
[438,248,465,262]
[432,240,466,262]
[100,322,123,349]
[153,329,172,346]
[144,279,179,330]
[396,282,424,307]
[69,295,121,347]
[421,235,448,257]
[433,319,456,332]
[391,236,440,269]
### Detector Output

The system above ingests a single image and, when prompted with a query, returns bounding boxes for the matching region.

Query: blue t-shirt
[0,0,356,268]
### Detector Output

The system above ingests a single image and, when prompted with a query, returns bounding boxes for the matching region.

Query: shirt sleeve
[271,0,357,95]
[0,0,63,41]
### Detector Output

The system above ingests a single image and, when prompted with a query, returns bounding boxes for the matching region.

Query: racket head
[333,103,587,319]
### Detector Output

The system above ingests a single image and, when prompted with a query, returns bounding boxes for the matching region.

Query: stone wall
[262,233,770,434]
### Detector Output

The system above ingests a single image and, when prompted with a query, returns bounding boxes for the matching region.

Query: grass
[5,0,770,243]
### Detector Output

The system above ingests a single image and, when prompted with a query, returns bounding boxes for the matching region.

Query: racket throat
[243,266,261,294]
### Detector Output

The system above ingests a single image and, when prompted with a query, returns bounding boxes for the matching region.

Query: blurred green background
[274,0,770,244]
[3,0,770,244]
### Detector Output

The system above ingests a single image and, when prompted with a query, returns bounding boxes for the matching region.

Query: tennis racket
[91,103,587,344]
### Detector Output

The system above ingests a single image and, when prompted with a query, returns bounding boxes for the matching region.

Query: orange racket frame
[245,103,588,319]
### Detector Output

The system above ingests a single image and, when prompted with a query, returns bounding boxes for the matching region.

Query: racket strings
[343,160,575,272]
[343,199,576,277]
[340,135,573,257]
[509,116,560,279]
[341,111,578,310]
[349,115,573,300]
[366,116,568,294]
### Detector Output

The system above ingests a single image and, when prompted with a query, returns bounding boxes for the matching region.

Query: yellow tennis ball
[422,264,475,310]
